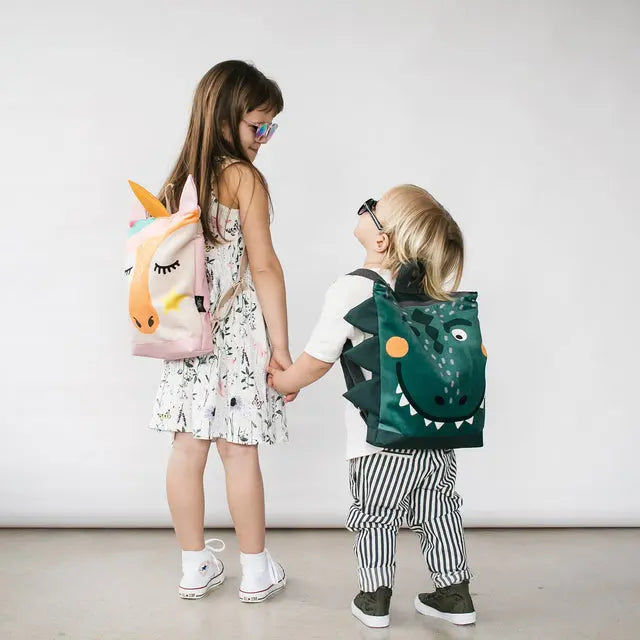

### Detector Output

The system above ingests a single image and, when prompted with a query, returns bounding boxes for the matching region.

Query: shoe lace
[205,538,225,554]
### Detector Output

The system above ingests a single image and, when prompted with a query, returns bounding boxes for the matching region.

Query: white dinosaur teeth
[466,416,474,425]
[455,421,463,429]
[409,406,417,416]
[480,398,485,409]
[399,394,409,407]
[396,384,402,394]
[425,419,433,428]
[435,422,444,430]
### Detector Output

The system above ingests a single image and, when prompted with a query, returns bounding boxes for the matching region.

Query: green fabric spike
[343,377,380,415]
[343,336,380,375]
[369,422,405,447]
[344,296,379,335]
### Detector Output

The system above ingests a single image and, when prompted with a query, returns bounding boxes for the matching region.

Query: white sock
[182,547,208,571]
[240,550,268,574]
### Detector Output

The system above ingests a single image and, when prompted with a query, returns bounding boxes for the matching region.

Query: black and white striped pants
[347,448,472,592]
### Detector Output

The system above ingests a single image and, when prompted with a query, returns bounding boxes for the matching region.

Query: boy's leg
[346,450,424,591]
[407,449,472,588]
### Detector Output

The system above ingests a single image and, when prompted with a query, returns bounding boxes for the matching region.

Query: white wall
[1,0,638,527]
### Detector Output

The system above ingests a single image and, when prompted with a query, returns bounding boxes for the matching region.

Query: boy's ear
[376,233,390,253]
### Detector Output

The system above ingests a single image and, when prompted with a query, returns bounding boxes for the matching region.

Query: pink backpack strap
[163,183,176,214]
[211,249,249,332]
[210,157,251,331]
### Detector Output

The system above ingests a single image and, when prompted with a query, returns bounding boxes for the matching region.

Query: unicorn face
[125,177,204,345]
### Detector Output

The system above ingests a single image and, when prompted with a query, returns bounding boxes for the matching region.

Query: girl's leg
[167,432,212,550]
[215,439,265,553]
[216,438,286,602]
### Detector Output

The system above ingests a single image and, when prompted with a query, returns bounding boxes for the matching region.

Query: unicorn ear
[128,180,170,218]
[178,175,199,213]
[130,198,146,222]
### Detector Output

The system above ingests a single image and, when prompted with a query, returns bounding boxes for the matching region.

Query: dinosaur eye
[154,260,180,275]
[452,329,468,342]
[386,337,409,358]
[124,267,133,276]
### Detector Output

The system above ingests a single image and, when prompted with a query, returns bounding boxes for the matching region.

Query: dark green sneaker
[351,586,392,628]
[415,580,476,626]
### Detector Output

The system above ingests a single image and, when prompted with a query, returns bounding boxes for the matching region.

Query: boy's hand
[267,351,299,403]
[267,352,332,401]
[267,365,299,401]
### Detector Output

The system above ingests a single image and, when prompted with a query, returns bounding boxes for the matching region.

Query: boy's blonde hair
[381,185,464,301]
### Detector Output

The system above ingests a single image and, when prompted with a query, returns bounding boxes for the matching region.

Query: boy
[269,186,476,628]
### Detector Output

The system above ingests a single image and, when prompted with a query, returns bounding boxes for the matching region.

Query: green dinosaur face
[377,287,486,431]
[341,280,487,448]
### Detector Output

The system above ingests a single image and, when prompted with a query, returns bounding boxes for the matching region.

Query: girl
[150,61,292,602]
[269,186,476,627]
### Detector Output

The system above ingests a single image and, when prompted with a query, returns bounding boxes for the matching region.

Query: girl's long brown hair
[160,60,284,243]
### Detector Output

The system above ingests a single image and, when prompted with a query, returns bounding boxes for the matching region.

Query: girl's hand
[269,347,293,372]
[268,348,298,403]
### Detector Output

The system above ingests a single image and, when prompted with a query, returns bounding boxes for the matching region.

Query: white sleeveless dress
[149,196,288,445]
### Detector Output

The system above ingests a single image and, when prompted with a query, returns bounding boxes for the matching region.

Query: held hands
[268,347,299,403]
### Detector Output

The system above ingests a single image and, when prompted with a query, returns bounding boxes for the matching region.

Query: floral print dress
[149,197,288,445]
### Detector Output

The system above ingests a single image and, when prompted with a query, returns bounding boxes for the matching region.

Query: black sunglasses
[357,198,383,231]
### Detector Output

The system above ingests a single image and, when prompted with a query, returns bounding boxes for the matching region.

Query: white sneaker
[178,538,225,600]
[238,549,286,603]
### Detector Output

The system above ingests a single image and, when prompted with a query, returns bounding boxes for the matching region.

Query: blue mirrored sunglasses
[244,120,278,142]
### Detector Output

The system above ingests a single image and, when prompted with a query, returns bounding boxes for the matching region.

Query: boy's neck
[363,251,384,270]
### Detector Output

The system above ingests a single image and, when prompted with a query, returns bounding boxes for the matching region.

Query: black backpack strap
[347,268,387,284]
[340,268,386,375]
[340,339,365,387]
[340,269,385,425]
[340,339,368,423]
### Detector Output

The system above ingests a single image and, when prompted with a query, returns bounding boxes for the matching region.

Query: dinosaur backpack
[340,265,487,450]
[125,175,247,360]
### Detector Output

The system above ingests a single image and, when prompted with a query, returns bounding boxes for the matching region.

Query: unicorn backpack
[125,176,219,360]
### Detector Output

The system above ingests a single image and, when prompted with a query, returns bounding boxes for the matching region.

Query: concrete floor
[0,529,638,640]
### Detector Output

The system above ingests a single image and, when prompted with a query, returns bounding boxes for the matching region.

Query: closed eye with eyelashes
[154,260,180,275]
